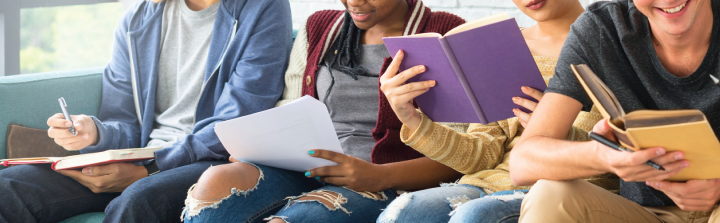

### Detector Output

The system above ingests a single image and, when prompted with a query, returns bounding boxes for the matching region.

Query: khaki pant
[519,179,720,223]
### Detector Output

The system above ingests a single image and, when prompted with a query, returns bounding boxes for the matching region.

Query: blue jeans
[183,163,396,223]
[0,161,226,223]
[376,183,528,223]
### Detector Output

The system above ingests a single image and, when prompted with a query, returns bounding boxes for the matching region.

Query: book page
[445,13,510,36]
[214,96,343,172]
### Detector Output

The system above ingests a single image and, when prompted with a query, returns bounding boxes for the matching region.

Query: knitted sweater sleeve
[275,25,309,107]
[399,111,514,175]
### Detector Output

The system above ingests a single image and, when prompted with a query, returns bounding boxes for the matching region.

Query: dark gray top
[317,44,389,162]
[547,0,720,206]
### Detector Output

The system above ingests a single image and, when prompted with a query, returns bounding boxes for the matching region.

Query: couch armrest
[0,67,104,160]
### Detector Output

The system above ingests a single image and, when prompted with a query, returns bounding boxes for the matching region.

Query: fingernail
[418,66,425,72]
[82,168,91,175]
[512,97,519,103]
[308,151,315,155]
[398,50,403,56]
[656,149,665,155]
[655,182,662,188]
[645,181,651,186]
[675,154,683,160]
[429,80,436,87]
[305,171,311,177]
[66,121,72,127]
[681,162,689,168]
[521,86,528,92]
[315,176,321,180]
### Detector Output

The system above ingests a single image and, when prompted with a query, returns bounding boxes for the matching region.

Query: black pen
[58,97,77,136]
[588,132,665,171]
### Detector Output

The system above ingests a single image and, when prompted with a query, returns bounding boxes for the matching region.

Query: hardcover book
[383,13,546,124]
[571,64,720,181]
[0,147,161,170]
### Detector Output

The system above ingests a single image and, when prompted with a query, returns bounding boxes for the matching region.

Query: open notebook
[571,64,720,181]
[0,147,161,170]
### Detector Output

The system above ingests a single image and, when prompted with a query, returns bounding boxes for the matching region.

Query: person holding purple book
[375,0,619,222]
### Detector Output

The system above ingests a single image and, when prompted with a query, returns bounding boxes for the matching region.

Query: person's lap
[449,189,528,223]
[376,183,486,223]
[183,162,394,223]
[0,164,119,223]
[0,160,228,223]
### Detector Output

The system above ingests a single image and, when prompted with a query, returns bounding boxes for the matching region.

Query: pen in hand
[588,132,665,171]
[58,97,77,136]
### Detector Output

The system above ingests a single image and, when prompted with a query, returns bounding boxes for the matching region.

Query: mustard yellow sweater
[400,55,618,193]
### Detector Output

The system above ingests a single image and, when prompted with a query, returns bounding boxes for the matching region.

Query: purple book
[383,14,546,124]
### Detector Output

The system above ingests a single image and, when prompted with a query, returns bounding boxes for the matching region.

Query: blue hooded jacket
[80,0,292,171]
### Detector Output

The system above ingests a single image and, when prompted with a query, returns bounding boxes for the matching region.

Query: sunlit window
[20,2,123,74]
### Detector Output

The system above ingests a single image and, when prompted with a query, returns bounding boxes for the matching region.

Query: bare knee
[192,162,261,201]
[267,218,287,223]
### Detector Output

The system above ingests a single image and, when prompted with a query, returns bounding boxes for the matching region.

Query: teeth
[662,2,686,14]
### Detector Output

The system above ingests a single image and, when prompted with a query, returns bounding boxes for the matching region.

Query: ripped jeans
[376,183,528,223]
[183,162,396,223]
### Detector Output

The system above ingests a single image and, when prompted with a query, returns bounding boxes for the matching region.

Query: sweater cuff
[80,116,111,154]
[400,110,435,147]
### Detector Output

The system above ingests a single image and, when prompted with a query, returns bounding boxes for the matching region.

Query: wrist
[592,141,614,173]
[404,111,422,132]
[375,163,394,191]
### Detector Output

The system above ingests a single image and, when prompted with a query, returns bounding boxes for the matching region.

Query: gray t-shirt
[547,0,720,206]
[148,0,219,148]
[316,44,389,162]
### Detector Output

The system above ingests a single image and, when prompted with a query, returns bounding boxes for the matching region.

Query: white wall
[289,0,607,29]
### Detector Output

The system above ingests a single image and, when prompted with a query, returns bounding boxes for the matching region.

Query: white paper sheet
[215,96,343,172]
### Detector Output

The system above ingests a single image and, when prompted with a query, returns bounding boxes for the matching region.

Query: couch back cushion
[0,67,103,161]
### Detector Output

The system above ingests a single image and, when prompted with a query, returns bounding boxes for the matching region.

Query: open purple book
[383,14,546,124]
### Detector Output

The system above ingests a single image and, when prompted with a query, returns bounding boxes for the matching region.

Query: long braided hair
[327,11,369,80]
[322,11,375,103]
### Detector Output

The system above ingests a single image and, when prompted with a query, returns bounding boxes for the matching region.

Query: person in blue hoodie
[0,0,291,222]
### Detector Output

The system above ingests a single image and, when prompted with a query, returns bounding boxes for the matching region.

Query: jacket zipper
[192,20,238,124]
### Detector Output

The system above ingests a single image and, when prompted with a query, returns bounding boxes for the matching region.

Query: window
[20,2,123,74]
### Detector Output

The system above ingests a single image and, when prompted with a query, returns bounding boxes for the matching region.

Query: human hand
[229,156,240,162]
[57,162,148,193]
[594,119,688,182]
[380,50,435,131]
[647,179,720,211]
[512,86,544,128]
[47,113,98,151]
[306,150,388,192]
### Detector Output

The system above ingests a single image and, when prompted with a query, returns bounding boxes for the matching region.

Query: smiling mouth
[351,11,370,16]
[659,1,688,14]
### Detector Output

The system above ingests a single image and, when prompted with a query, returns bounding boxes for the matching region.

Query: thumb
[592,119,617,142]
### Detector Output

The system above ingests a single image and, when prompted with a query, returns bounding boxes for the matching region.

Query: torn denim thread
[343,187,388,201]
[263,215,289,223]
[489,191,526,202]
[378,192,413,223]
[181,162,265,221]
[447,195,471,216]
[284,190,352,215]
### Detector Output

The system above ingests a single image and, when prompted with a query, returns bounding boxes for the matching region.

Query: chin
[352,21,373,31]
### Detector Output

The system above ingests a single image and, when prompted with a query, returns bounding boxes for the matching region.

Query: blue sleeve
[80,5,143,154]
[154,0,293,171]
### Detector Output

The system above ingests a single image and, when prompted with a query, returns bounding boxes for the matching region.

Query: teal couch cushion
[59,212,106,223]
[0,67,103,161]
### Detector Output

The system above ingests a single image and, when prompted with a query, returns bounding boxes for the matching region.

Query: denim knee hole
[283,190,351,215]
[489,191,526,202]
[447,195,471,216]
[181,163,265,221]
[378,192,413,223]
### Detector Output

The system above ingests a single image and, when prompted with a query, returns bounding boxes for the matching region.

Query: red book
[0,147,161,170]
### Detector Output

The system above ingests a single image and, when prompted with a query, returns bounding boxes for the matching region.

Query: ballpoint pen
[58,97,77,136]
[589,132,665,171]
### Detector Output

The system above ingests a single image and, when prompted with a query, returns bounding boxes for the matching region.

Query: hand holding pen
[589,119,689,182]
[47,98,99,151]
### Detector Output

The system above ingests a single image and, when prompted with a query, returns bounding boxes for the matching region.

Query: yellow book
[571,64,720,181]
